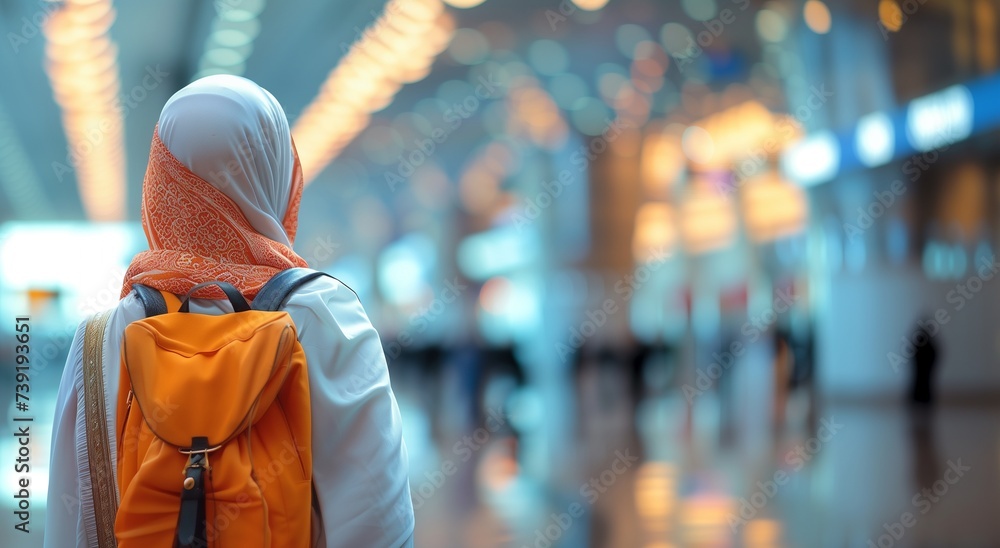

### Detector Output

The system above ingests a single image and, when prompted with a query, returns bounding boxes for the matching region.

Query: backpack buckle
[182,452,210,481]
[179,439,221,478]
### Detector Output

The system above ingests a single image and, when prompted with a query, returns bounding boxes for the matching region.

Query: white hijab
[157,75,295,246]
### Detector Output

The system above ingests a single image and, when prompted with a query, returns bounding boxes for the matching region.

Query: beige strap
[83,309,118,547]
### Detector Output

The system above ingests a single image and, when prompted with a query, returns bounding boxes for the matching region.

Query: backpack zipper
[119,389,134,450]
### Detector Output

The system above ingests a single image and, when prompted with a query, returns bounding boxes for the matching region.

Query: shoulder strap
[82,309,118,548]
[252,267,355,312]
[133,284,167,317]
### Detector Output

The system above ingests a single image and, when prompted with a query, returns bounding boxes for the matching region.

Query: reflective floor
[395,355,1000,548]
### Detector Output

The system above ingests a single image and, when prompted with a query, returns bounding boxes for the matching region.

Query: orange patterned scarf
[120,129,308,301]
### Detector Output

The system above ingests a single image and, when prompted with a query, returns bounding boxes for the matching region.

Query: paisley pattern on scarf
[120,129,308,300]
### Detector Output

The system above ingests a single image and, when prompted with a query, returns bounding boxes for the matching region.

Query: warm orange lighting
[479,276,511,314]
[975,0,998,72]
[680,180,737,254]
[937,163,987,241]
[701,101,771,160]
[44,0,125,221]
[508,80,568,150]
[678,494,735,545]
[742,173,808,242]
[641,132,683,194]
[292,0,455,184]
[682,125,717,166]
[633,202,677,262]
[460,168,500,214]
[681,100,803,174]
[744,518,783,547]
[572,0,610,11]
[803,0,832,34]
[635,462,677,534]
[878,0,903,32]
[476,446,519,491]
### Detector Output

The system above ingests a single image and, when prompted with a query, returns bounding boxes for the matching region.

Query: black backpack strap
[252,268,356,312]
[176,436,210,548]
[133,284,168,317]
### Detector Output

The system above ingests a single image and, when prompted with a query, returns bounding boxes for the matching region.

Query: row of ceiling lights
[39,0,461,218]
[43,0,125,221]
[292,0,455,184]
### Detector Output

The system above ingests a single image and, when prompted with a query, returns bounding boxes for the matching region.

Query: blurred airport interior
[3,0,1000,546]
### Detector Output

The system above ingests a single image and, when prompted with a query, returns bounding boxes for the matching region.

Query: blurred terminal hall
[3,0,1000,546]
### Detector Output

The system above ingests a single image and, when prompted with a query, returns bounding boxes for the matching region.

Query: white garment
[157,74,295,246]
[45,279,415,547]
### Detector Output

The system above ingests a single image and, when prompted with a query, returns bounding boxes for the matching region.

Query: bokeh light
[756,8,789,43]
[682,0,718,22]
[615,24,653,59]
[681,125,716,165]
[547,72,590,109]
[878,0,904,32]
[448,28,491,65]
[804,0,832,34]
[361,125,405,164]
[571,0,611,11]
[528,39,570,75]
[570,96,614,136]
[660,22,695,57]
[442,0,487,8]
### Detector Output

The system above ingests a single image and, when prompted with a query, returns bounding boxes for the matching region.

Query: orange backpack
[115,269,332,547]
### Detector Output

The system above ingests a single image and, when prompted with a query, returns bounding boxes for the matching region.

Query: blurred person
[908,320,940,406]
[475,346,524,430]
[772,328,794,430]
[791,320,819,435]
[44,75,413,547]
[716,331,739,445]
